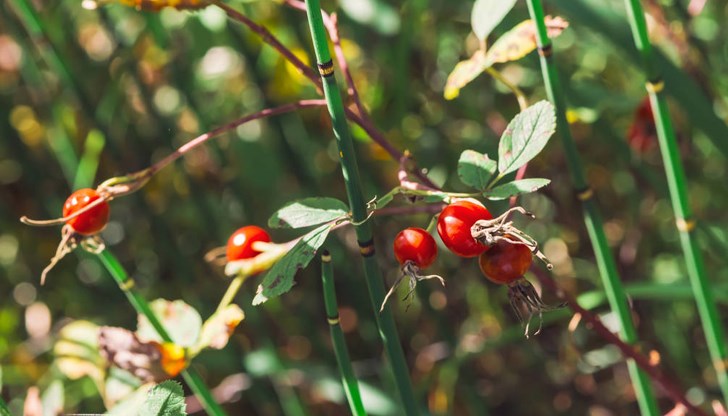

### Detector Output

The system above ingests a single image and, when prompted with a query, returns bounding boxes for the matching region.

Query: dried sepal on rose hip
[470,206,553,269]
[478,238,565,338]
[205,225,292,277]
[21,188,110,285]
[381,227,444,311]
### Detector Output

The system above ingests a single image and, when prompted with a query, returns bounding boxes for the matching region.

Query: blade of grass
[97,249,227,416]
[302,1,420,414]
[621,0,728,403]
[524,1,659,414]
[73,129,105,190]
[320,251,367,416]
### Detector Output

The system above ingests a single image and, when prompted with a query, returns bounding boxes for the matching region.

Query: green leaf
[471,0,517,41]
[444,50,488,100]
[253,223,333,305]
[483,178,551,200]
[136,300,202,348]
[484,16,569,67]
[0,396,9,416]
[269,197,349,229]
[498,100,556,176]
[107,383,154,415]
[139,381,186,416]
[458,150,497,190]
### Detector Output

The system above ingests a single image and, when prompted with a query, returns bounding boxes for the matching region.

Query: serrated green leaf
[471,0,517,41]
[484,16,569,67]
[498,101,556,175]
[139,381,186,416]
[483,178,551,200]
[269,197,349,229]
[444,50,488,100]
[253,223,333,305]
[107,383,154,415]
[137,300,202,348]
[458,150,497,190]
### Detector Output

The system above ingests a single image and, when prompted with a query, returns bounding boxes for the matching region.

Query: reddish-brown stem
[533,269,709,416]
[147,100,327,176]
[211,0,320,87]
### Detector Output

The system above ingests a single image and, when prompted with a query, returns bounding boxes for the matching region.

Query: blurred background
[1,0,728,414]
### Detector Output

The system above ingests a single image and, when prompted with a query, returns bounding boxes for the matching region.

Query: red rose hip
[226,225,272,261]
[437,199,492,257]
[62,188,110,235]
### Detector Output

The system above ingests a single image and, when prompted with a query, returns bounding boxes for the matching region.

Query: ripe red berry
[62,188,110,235]
[478,239,532,285]
[226,225,271,261]
[437,199,492,258]
[393,227,437,269]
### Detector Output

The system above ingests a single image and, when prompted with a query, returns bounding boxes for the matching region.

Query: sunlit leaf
[253,223,333,305]
[194,305,245,352]
[498,101,556,175]
[471,0,517,41]
[483,178,551,200]
[105,368,143,409]
[269,197,348,229]
[139,380,186,416]
[41,380,63,416]
[458,150,497,190]
[137,300,202,348]
[53,321,105,383]
[444,50,488,100]
[484,16,569,66]
[107,383,154,416]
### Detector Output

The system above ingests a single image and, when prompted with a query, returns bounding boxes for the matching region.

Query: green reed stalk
[303,1,420,414]
[97,249,227,416]
[525,1,659,414]
[321,251,367,416]
[621,0,728,402]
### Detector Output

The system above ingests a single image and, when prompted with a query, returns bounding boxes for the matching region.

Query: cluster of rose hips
[38,189,559,337]
[390,199,562,336]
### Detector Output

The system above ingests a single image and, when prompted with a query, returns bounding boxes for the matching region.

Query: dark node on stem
[317,60,335,78]
[508,278,566,338]
[327,316,340,326]
[321,249,332,262]
[358,239,375,257]
[537,44,553,58]
[646,78,665,94]
[575,186,594,202]
[470,206,553,270]
[380,260,444,313]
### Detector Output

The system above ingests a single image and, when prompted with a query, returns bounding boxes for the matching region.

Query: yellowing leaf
[484,16,569,67]
[444,50,488,100]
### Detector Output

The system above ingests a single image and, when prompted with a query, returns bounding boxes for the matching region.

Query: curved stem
[96,249,227,416]
[622,0,728,403]
[524,1,660,414]
[320,251,367,416]
[302,1,420,414]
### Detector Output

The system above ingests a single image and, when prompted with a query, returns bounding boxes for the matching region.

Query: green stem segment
[525,1,659,414]
[321,251,367,416]
[303,2,419,414]
[622,0,728,403]
[97,249,227,416]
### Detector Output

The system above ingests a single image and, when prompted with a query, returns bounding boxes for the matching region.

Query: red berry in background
[627,97,657,154]
[226,225,271,261]
[62,188,110,235]
[437,199,492,257]
[478,239,532,285]
[393,227,437,269]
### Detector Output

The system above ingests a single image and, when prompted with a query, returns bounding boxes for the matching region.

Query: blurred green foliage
[1,0,728,414]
